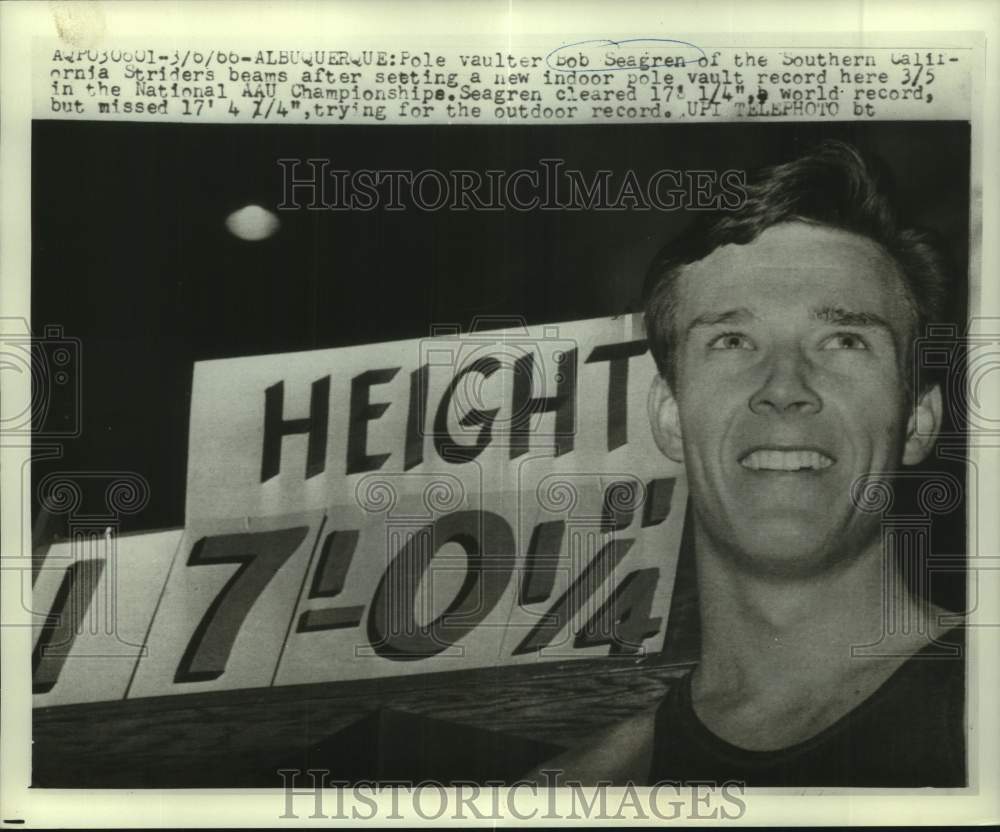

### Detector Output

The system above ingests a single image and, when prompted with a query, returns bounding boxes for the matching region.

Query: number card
[32,530,181,707]
[126,512,323,698]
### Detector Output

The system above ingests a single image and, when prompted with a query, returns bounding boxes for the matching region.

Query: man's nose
[749,351,822,416]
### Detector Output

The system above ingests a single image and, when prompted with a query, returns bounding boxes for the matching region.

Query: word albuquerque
[277,159,747,212]
[261,339,650,482]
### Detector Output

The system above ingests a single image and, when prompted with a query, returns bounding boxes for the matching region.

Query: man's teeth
[740,450,834,471]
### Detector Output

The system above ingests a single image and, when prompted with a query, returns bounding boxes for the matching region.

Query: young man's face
[651,221,940,576]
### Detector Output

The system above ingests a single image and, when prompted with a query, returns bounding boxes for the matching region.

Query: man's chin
[717,513,849,577]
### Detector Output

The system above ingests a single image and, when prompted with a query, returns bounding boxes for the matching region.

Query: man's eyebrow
[811,306,893,330]
[685,307,755,334]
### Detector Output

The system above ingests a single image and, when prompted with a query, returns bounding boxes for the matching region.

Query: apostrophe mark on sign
[519,520,566,605]
[297,530,365,632]
[309,530,356,596]
[642,477,676,527]
[600,479,640,532]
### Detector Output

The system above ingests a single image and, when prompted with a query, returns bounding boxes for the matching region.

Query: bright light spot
[225,204,280,241]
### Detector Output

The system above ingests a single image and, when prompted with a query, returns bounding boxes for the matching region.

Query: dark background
[31,119,970,609]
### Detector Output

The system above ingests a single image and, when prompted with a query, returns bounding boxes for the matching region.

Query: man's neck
[690,528,947,744]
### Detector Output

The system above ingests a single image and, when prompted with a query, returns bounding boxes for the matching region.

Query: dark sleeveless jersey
[648,629,966,787]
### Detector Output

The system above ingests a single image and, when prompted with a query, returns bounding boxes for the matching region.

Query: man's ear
[902,384,943,466]
[648,374,685,463]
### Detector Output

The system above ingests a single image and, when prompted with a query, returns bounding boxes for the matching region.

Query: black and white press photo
[2,5,996,827]
[28,119,971,791]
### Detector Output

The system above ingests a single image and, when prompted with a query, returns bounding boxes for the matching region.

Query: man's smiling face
[658,221,933,576]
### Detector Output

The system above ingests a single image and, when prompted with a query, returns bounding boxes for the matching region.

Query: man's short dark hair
[643,140,954,388]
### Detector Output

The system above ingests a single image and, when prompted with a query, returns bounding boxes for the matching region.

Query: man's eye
[709,332,754,350]
[822,333,869,351]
